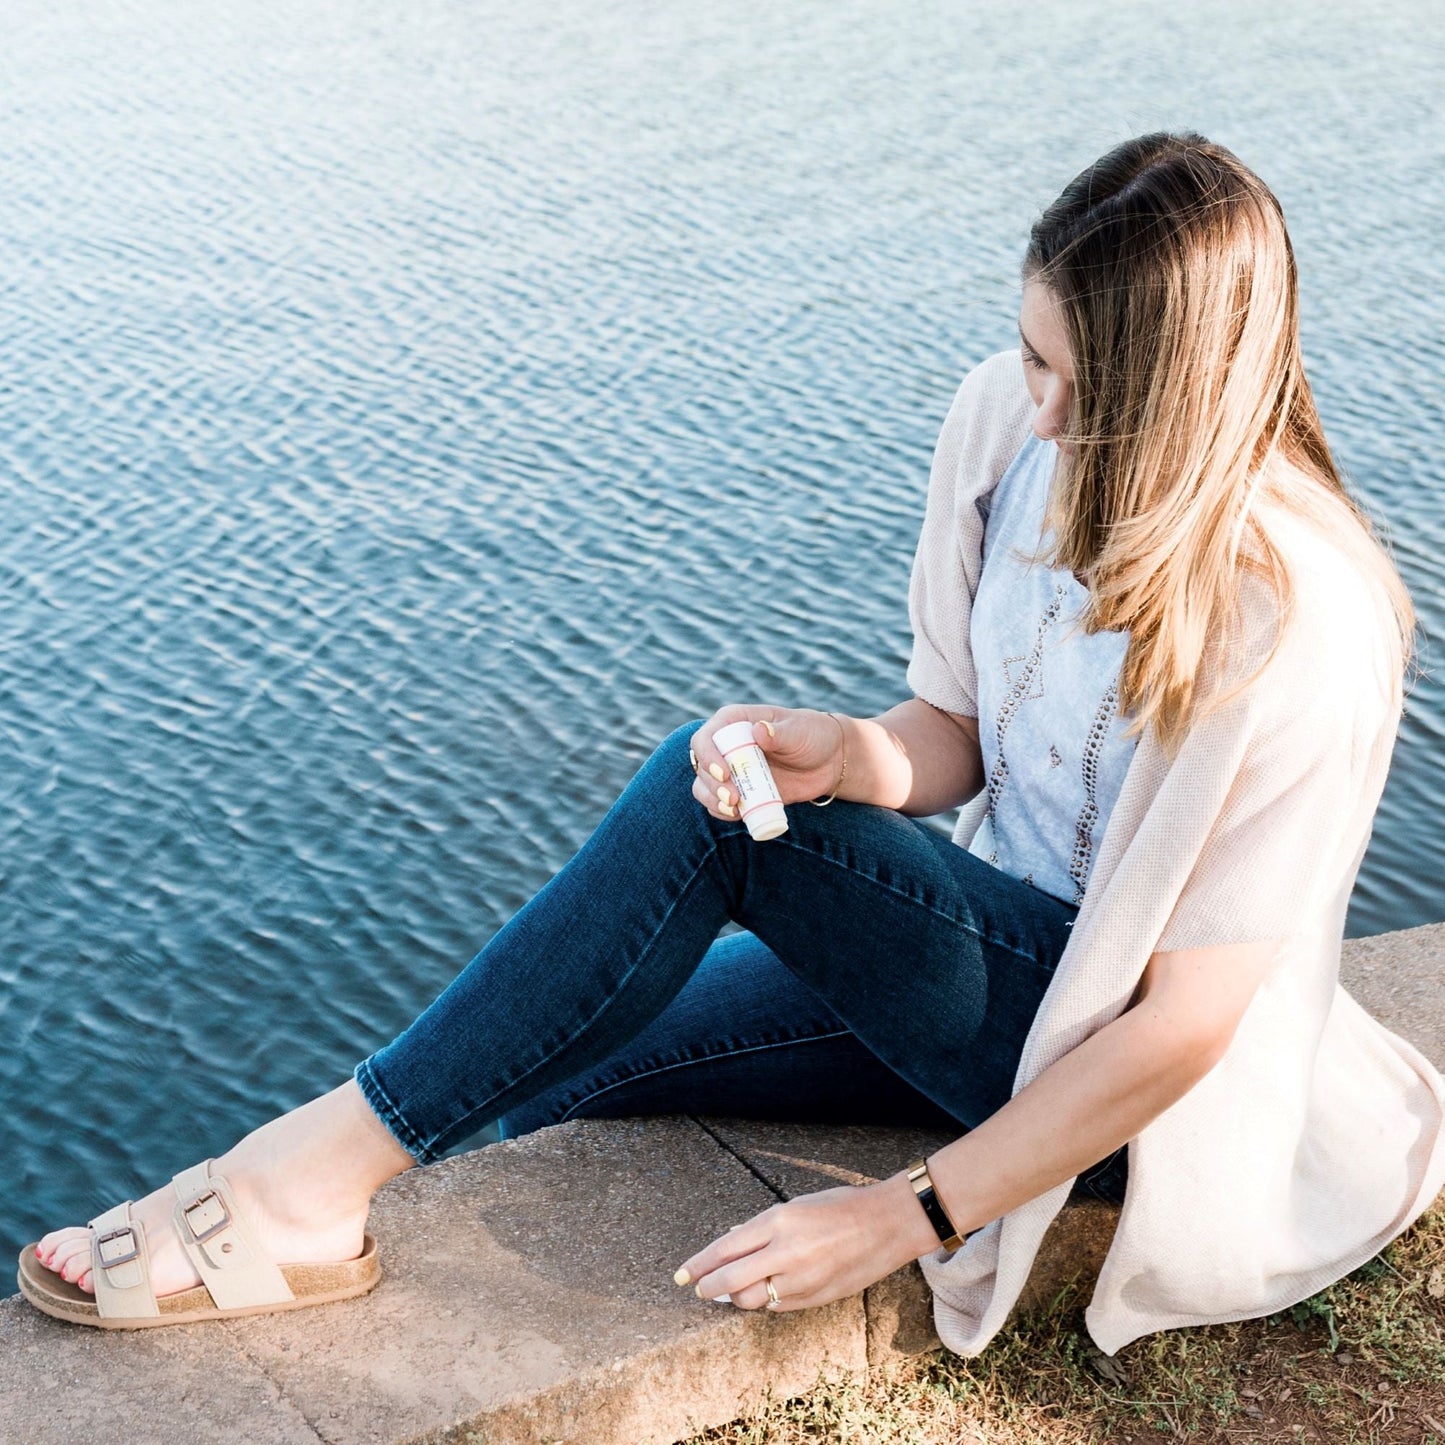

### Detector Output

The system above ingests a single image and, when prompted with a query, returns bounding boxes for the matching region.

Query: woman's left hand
[673,1179,927,1312]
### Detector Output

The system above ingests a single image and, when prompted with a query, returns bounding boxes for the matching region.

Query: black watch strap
[907,1156,968,1251]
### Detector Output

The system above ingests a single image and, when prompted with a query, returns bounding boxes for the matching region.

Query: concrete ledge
[3,923,1441,1444]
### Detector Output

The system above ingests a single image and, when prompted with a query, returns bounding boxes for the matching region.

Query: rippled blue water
[2,0,1442,1268]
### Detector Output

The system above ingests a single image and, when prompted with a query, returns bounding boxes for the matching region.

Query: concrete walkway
[3,922,1441,1445]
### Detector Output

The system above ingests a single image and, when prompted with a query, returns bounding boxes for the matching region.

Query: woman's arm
[690,696,984,822]
[836,698,984,817]
[872,937,1280,1269]
[675,938,1278,1308]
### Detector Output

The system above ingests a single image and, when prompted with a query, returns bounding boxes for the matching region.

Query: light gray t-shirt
[966,433,1138,906]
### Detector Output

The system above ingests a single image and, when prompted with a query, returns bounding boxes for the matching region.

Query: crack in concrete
[235,1340,332,1445]
[687,1116,788,1203]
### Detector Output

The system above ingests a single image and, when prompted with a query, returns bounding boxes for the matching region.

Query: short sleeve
[1152,588,1395,954]
[905,351,1034,718]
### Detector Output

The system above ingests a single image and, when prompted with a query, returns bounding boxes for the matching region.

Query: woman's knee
[593,719,708,834]
[629,718,711,807]
[660,718,707,771]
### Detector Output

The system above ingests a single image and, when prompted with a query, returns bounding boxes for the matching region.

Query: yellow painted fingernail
[762,719,776,738]
[708,763,726,782]
[695,1283,704,1298]
[673,1267,691,1286]
[717,785,732,805]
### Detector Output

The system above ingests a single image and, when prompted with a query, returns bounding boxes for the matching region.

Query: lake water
[2,0,1442,1268]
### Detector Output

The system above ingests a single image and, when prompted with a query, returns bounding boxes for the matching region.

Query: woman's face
[1018,278,1074,452]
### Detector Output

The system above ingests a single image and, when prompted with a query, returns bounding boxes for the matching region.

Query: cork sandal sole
[16,1234,381,1330]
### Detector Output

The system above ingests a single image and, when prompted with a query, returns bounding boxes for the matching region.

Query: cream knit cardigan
[905,349,1445,1357]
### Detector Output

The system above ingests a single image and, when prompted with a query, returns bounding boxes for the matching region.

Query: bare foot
[34,1080,416,1298]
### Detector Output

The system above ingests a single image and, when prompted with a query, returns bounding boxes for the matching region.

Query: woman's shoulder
[930,350,1036,513]
[1256,483,1396,647]
[1228,487,1403,728]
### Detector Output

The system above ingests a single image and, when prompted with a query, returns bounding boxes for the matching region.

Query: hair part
[1021,130,1417,757]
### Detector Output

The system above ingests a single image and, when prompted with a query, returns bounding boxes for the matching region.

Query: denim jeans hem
[354,1057,439,1166]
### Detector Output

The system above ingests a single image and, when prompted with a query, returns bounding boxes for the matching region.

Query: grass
[677,1204,1445,1444]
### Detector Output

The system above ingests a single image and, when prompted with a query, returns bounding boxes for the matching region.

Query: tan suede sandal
[16,1157,381,1329]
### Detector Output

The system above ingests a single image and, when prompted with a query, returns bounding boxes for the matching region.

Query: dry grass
[679,1205,1445,1445]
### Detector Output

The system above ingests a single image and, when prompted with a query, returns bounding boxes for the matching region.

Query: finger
[691,706,774,795]
[731,1275,823,1313]
[690,717,741,791]
[728,1279,775,1311]
[763,1286,819,1312]
[691,773,737,820]
[675,1214,772,1291]
[698,1245,786,1305]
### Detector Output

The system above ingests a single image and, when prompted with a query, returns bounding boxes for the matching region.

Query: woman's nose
[1032,406,1065,443]
[1031,384,1071,443]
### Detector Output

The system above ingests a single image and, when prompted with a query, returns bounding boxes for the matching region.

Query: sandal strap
[170,1159,295,1311]
[88,1200,161,1320]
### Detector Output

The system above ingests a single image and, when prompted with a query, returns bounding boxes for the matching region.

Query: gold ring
[765,1277,779,1306]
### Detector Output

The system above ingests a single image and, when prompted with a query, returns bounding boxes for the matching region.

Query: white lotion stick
[712,720,789,841]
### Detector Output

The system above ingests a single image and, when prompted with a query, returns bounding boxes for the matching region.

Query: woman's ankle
[220,1078,418,1220]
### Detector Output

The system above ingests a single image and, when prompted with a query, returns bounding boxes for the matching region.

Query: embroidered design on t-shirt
[985,583,1067,828]
[1069,681,1120,904]
[1002,653,1045,698]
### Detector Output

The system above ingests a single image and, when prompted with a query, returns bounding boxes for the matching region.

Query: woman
[20,131,1445,1357]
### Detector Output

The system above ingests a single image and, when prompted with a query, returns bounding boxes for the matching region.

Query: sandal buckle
[181,1189,232,1244]
[95,1225,140,1269]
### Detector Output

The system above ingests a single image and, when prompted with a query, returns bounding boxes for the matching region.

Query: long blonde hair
[1023,131,1417,758]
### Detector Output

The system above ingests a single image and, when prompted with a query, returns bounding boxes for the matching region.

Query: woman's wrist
[810,711,849,804]
[810,706,973,813]
[828,714,911,811]
[870,1170,956,1271]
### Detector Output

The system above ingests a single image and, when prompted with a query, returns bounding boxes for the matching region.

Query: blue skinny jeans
[354,720,1129,1206]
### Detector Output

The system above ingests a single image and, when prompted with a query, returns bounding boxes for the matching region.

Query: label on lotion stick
[712,720,789,841]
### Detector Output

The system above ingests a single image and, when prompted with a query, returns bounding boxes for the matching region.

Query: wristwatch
[907,1155,971,1251]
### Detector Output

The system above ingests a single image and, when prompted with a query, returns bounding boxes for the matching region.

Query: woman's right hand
[689,706,846,820]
